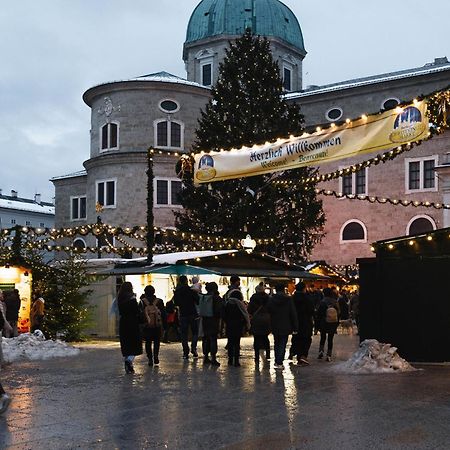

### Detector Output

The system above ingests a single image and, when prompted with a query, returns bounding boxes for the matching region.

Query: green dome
[185,0,305,53]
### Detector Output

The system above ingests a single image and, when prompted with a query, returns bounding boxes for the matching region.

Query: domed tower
[183,0,306,91]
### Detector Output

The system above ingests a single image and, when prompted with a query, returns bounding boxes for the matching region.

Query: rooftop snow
[0,196,54,215]
[87,71,210,92]
[50,170,87,181]
[285,61,450,100]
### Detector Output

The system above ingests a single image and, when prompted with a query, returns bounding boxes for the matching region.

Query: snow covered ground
[335,339,416,374]
[1,331,80,363]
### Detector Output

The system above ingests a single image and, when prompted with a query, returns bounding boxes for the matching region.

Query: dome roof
[185,0,305,53]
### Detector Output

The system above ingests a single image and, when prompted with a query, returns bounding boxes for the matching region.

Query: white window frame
[154,177,183,208]
[380,97,400,110]
[340,219,368,244]
[158,98,180,114]
[406,215,436,235]
[154,119,184,150]
[326,107,343,122]
[200,58,213,87]
[96,178,117,209]
[282,64,293,92]
[70,195,87,221]
[338,166,368,196]
[195,49,215,87]
[99,121,120,152]
[405,155,438,194]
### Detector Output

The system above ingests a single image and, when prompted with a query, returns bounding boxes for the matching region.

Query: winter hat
[255,283,265,293]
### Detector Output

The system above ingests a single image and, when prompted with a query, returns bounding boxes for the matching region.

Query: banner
[194,100,429,183]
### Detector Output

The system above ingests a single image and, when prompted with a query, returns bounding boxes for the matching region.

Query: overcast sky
[1,0,448,202]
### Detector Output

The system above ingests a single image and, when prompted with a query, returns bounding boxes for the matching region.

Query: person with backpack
[173,275,200,359]
[223,287,250,367]
[198,282,223,366]
[248,283,271,366]
[140,285,165,366]
[163,298,180,343]
[316,287,341,362]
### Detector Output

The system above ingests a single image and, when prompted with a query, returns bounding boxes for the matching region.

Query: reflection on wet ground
[1,335,450,449]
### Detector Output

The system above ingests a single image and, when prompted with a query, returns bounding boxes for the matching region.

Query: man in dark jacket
[4,290,21,338]
[248,283,271,364]
[268,284,298,369]
[173,275,199,359]
[291,282,315,365]
[316,287,340,362]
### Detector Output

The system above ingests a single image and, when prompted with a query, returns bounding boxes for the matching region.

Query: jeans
[202,334,218,357]
[273,334,289,365]
[298,335,312,359]
[179,315,199,356]
[319,331,336,356]
[143,327,161,362]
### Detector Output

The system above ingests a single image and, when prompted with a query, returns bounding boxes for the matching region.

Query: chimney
[35,193,42,204]
[11,190,18,198]
[434,57,448,65]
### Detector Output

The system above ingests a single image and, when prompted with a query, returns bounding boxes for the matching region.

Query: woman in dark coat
[248,284,271,365]
[118,282,142,373]
[223,289,250,367]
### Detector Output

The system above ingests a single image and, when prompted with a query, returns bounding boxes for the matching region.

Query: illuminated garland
[309,188,450,210]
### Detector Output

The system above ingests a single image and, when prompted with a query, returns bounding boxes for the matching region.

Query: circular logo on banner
[390,106,426,143]
[196,154,216,181]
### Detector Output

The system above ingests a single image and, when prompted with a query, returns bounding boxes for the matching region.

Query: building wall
[0,208,54,229]
[86,82,210,158]
[184,36,304,90]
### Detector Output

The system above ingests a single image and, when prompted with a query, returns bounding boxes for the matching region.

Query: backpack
[198,294,214,317]
[144,302,162,328]
[325,304,338,323]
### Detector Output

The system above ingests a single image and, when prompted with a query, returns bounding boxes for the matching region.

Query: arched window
[73,238,86,250]
[100,122,119,151]
[407,215,436,235]
[340,220,367,243]
[154,120,183,149]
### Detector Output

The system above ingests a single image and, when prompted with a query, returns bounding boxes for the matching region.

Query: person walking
[163,297,180,343]
[198,282,223,366]
[292,282,315,365]
[173,275,200,359]
[1,292,13,368]
[140,285,165,367]
[117,282,142,373]
[4,289,21,337]
[268,284,298,369]
[317,287,340,362]
[0,300,11,415]
[223,288,250,367]
[30,291,45,332]
[248,283,271,366]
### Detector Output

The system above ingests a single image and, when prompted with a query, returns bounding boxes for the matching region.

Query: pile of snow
[1,330,80,363]
[337,339,416,373]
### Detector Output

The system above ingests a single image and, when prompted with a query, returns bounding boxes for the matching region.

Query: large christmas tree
[176,30,325,261]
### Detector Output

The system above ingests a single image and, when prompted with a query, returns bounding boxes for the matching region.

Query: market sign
[194,100,429,183]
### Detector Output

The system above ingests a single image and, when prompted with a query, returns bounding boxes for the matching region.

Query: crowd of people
[117,275,359,374]
[0,289,46,415]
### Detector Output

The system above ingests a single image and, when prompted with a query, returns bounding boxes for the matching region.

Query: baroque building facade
[51,0,450,265]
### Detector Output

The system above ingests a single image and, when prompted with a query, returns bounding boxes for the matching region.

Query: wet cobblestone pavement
[1,335,450,449]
